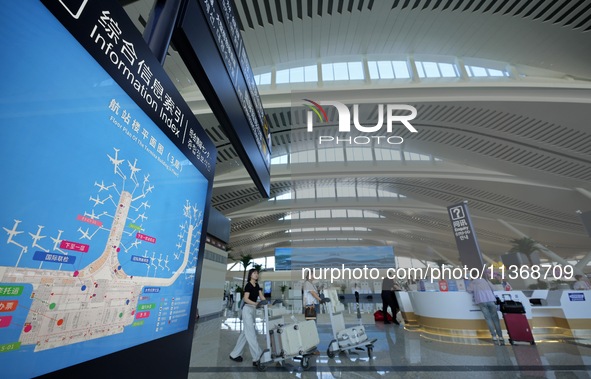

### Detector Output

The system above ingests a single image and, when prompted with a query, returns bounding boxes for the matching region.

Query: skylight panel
[363,211,380,218]
[392,61,410,78]
[316,210,331,218]
[317,186,335,198]
[304,65,318,82]
[375,148,402,161]
[297,188,315,199]
[271,154,288,165]
[321,63,334,80]
[348,62,364,80]
[331,209,347,217]
[290,67,304,82]
[259,72,271,84]
[337,186,356,197]
[357,187,375,197]
[415,62,425,78]
[346,147,373,161]
[275,192,292,200]
[377,61,394,79]
[333,62,349,80]
[378,189,396,197]
[439,63,457,77]
[318,147,344,162]
[368,61,379,78]
[276,68,290,83]
[487,68,505,77]
[468,66,487,77]
[347,210,363,217]
[300,211,315,218]
[422,62,440,78]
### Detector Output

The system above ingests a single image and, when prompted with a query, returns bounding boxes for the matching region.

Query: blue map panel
[0,3,208,378]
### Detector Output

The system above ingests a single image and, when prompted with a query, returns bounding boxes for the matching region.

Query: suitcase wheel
[301,356,310,370]
[509,339,514,345]
[255,360,267,372]
[327,339,337,358]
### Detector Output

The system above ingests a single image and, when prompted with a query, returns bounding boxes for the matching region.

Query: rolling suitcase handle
[500,294,525,314]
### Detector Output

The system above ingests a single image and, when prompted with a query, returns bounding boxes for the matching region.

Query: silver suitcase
[336,325,367,347]
[269,327,284,357]
[279,320,319,355]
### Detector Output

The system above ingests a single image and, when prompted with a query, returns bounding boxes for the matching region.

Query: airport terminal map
[0,3,209,378]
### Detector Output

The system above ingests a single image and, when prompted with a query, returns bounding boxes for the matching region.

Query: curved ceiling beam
[213,161,572,191]
[186,82,591,113]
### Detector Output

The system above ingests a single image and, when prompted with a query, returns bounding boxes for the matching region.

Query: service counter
[395,291,416,324]
[526,290,591,337]
[406,289,591,338]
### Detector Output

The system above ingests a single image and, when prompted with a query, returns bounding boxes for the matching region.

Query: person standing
[467,278,504,345]
[229,269,266,366]
[303,271,322,319]
[381,276,400,325]
[228,286,234,308]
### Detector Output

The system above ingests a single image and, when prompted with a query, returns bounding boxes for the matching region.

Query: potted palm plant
[230,253,253,291]
[280,284,288,300]
[508,237,545,289]
[508,237,541,266]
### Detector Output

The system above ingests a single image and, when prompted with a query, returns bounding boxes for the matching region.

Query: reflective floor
[188,308,591,379]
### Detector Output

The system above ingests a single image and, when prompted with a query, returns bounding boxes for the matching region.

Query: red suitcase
[499,294,535,345]
[502,312,535,345]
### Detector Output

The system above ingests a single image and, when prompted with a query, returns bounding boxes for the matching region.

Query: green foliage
[231,253,253,290]
[508,237,541,266]
[280,284,288,293]
[252,263,263,273]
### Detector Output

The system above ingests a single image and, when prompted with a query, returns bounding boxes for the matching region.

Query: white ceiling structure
[122,0,591,270]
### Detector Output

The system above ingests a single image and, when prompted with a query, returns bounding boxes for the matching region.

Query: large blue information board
[0,2,215,378]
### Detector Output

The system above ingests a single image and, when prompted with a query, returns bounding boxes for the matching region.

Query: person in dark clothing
[229,269,266,365]
[381,277,399,325]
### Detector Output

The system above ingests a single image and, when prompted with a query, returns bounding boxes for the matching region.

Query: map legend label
[59,240,90,253]
[136,233,156,244]
[0,286,23,296]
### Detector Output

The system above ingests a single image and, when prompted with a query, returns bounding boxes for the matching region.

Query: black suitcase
[499,294,525,314]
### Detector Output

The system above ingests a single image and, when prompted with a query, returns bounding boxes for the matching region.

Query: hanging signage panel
[43,0,216,177]
[174,0,271,197]
[0,1,215,378]
[447,202,486,270]
[216,0,268,136]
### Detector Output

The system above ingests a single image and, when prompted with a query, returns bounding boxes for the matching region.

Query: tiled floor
[188,308,591,378]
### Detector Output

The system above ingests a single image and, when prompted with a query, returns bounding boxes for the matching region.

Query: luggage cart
[325,291,377,359]
[254,300,319,371]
